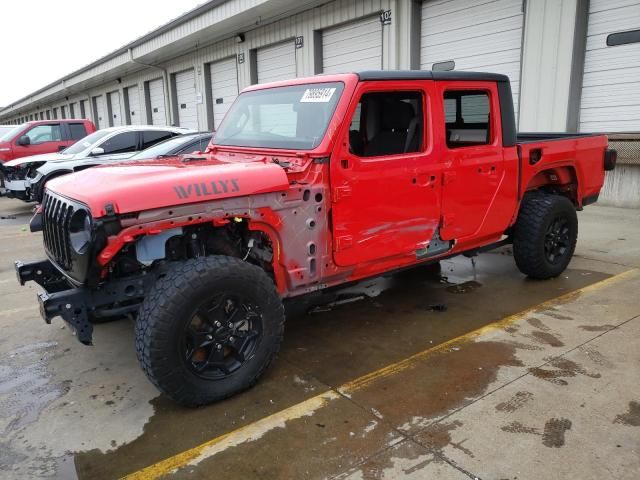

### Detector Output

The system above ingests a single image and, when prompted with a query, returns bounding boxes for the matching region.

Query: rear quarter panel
[519,135,608,207]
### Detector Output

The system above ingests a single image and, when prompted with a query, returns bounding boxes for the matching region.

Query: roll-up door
[322,16,383,73]
[125,86,142,125]
[420,0,524,119]
[209,57,239,129]
[108,91,122,126]
[174,69,198,129]
[93,95,106,128]
[579,0,640,132]
[256,41,296,83]
[148,78,167,125]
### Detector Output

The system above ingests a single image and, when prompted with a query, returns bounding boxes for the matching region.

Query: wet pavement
[0,197,638,479]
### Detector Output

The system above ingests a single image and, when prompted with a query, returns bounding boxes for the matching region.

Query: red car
[0,119,96,163]
[16,71,616,406]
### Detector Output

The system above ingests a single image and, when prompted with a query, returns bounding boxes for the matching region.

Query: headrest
[381,100,415,131]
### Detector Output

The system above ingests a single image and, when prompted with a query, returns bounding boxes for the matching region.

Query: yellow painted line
[122,268,637,480]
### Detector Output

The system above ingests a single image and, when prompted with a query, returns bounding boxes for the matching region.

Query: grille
[42,192,77,271]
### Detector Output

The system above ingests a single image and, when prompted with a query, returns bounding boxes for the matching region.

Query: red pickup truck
[16,71,616,406]
[0,119,96,163]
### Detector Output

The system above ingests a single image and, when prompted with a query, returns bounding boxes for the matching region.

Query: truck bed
[517,132,602,143]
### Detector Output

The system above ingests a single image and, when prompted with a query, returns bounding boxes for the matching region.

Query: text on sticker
[300,88,336,103]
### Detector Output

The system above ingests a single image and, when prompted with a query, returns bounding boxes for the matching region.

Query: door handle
[477,165,497,175]
[414,174,437,187]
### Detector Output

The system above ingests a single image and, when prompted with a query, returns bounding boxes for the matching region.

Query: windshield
[129,134,199,160]
[214,82,344,150]
[0,124,25,141]
[63,129,112,154]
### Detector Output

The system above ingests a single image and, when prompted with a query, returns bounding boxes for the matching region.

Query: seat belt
[404,117,419,153]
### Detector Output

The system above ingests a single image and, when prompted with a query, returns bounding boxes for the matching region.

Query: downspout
[128,48,173,125]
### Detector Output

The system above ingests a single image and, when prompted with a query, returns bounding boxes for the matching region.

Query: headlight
[69,209,92,254]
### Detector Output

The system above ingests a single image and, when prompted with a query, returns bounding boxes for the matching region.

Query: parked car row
[1,123,210,202]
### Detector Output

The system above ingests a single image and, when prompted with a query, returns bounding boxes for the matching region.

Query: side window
[176,140,201,154]
[24,124,62,144]
[68,123,87,140]
[443,90,491,148]
[142,130,175,149]
[347,91,423,157]
[101,132,139,155]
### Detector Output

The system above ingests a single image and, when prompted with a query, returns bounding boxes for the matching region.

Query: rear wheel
[135,256,285,406]
[513,192,578,279]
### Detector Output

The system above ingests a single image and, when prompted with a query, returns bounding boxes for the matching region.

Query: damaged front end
[15,190,154,345]
[0,162,43,201]
[15,259,156,345]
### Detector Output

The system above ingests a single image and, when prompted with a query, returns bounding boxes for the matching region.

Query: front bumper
[15,259,156,345]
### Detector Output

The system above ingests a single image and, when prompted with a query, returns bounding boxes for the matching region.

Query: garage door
[93,95,106,128]
[209,58,239,129]
[148,78,167,125]
[579,0,640,132]
[175,69,198,129]
[61,106,67,119]
[420,0,524,119]
[257,41,296,83]
[125,86,142,125]
[69,103,76,118]
[322,16,383,73]
[108,91,122,126]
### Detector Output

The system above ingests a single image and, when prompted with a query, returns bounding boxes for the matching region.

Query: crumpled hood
[46,157,290,217]
[5,152,73,168]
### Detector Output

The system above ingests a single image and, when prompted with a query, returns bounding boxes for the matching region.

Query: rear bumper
[15,259,156,345]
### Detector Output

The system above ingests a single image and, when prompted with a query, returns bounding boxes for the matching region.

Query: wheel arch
[524,165,580,206]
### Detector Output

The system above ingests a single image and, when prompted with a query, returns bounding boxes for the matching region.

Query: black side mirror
[17,135,30,146]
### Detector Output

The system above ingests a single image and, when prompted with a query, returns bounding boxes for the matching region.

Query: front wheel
[513,192,578,280]
[135,256,285,407]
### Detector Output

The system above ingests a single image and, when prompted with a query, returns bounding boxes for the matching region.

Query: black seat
[364,100,415,157]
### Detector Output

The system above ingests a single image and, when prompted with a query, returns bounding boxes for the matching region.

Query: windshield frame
[0,124,26,142]
[62,129,113,155]
[213,81,345,151]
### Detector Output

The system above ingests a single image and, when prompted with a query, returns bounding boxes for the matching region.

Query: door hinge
[443,171,457,185]
[333,185,352,203]
[335,235,353,251]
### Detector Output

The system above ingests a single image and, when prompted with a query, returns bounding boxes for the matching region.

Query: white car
[2,125,192,201]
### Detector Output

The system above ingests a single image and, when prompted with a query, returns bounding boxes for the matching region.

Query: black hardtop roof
[355,70,510,83]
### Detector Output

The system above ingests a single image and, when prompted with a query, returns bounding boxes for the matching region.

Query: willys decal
[174,178,240,199]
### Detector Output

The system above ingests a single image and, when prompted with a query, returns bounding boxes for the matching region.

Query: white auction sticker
[300,87,336,103]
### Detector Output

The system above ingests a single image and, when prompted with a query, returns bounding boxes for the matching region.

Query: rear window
[142,130,176,149]
[443,90,491,148]
[68,123,87,140]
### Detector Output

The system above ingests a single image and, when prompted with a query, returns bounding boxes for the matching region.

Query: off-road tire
[513,192,578,279]
[135,256,285,407]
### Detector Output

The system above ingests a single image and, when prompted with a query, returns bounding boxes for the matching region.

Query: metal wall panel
[321,16,383,73]
[420,0,524,119]
[108,91,123,126]
[209,57,239,129]
[148,78,167,126]
[579,0,640,132]
[175,69,199,129]
[125,86,142,125]
[93,95,107,128]
[257,41,297,83]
